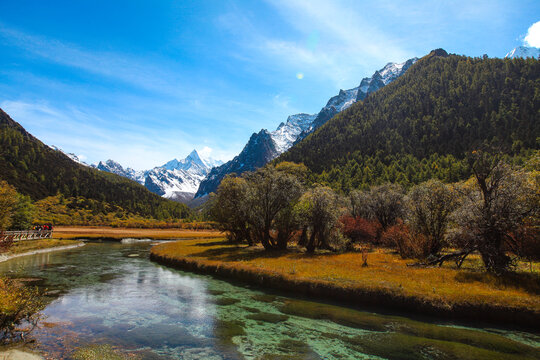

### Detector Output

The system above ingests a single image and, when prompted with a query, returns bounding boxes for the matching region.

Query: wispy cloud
[0,23,186,97]
[0,22,289,164]
[0,100,237,169]
[218,0,414,89]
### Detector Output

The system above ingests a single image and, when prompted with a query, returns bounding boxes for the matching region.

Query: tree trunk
[298,226,308,246]
[306,229,317,253]
[261,226,274,250]
[276,231,288,250]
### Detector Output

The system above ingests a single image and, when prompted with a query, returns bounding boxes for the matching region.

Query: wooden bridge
[0,230,53,242]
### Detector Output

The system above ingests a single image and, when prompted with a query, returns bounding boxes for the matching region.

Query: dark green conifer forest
[0,109,191,220]
[279,52,539,192]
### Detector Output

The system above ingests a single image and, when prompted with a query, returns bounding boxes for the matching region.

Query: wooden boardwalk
[0,230,53,242]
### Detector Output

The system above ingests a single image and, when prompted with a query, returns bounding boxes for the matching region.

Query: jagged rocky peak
[49,145,89,166]
[195,54,420,200]
[327,88,359,112]
[93,149,223,204]
[96,160,145,184]
[194,130,279,198]
[163,150,205,172]
[356,57,418,102]
[245,130,278,160]
[378,58,418,85]
[99,159,124,172]
[271,113,316,153]
[505,46,540,59]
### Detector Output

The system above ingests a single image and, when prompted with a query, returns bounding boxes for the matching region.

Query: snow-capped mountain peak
[163,150,222,172]
[185,149,204,166]
[93,149,223,204]
[49,145,89,166]
[271,113,316,153]
[195,55,419,199]
[96,160,145,184]
[505,46,540,59]
[378,61,410,85]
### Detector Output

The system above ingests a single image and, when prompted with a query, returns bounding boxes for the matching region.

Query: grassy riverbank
[3,239,78,255]
[150,238,540,328]
[53,226,224,240]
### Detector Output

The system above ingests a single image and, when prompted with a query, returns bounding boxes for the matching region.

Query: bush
[340,215,380,245]
[382,223,431,259]
[326,228,349,252]
[0,237,14,254]
[506,225,540,262]
[0,277,44,344]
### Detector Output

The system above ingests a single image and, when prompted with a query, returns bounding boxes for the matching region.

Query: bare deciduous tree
[406,180,458,258]
[210,176,253,245]
[245,166,303,250]
[366,184,405,231]
[297,186,341,253]
[452,151,539,273]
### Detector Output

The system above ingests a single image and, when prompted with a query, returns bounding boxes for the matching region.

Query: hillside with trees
[0,109,191,221]
[278,50,539,191]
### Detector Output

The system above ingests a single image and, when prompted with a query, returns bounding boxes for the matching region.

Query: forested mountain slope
[0,109,191,219]
[279,50,539,191]
[194,57,417,198]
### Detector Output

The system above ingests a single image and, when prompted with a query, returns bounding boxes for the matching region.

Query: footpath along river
[0,241,538,359]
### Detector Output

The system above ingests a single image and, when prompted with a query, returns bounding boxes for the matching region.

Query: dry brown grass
[53,226,224,240]
[151,238,540,312]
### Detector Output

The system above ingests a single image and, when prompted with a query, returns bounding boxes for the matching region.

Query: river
[0,241,538,359]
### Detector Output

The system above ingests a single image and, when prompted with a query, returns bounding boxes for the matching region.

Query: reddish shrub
[382,223,431,259]
[506,225,540,261]
[0,236,14,254]
[340,215,381,244]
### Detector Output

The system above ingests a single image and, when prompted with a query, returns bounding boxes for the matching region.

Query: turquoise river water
[0,241,538,359]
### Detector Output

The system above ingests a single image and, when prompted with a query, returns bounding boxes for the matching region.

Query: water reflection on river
[0,242,538,360]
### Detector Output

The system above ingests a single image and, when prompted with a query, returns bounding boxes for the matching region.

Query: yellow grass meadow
[151,238,540,313]
[52,226,224,240]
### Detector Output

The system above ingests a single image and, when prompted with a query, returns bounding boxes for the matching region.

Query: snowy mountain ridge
[270,113,317,153]
[94,150,223,204]
[505,46,540,59]
[195,56,418,198]
[49,145,90,167]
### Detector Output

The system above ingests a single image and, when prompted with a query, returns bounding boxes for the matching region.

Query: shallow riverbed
[0,241,538,359]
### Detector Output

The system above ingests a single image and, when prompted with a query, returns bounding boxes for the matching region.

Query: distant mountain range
[41,45,538,205]
[194,57,418,198]
[84,150,222,204]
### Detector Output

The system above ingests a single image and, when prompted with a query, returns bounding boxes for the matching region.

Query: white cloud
[219,0,414,90]
[524,21,540,47]
[198,146,213,158]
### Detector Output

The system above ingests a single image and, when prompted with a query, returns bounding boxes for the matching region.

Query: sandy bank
[0,349,43,360]
[0,243,85,263]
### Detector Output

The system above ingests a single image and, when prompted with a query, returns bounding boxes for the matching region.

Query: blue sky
[0,0,538,169]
